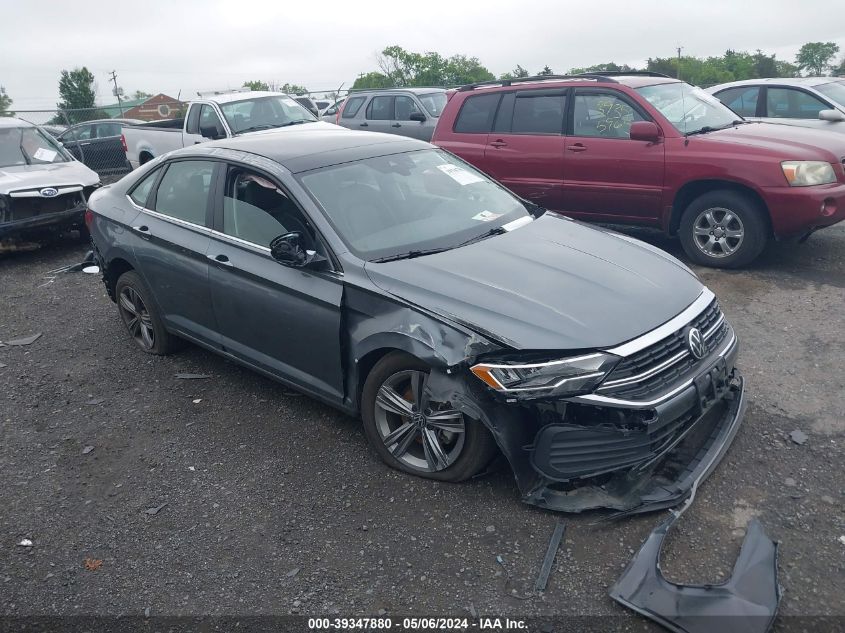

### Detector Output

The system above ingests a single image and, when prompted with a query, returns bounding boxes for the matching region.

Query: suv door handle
[567,143,587,152]
[359,122,369,127]
[391,123,401,128]
[208,253,233,267]
[131,225,151,239]
[490,139,508,148]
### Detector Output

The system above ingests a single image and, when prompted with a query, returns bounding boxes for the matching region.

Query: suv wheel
[361,352,498,482]
[115,271,175,355]
[679,190,769,268]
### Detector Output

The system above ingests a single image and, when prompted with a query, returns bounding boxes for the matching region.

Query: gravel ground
[1,225,843,630]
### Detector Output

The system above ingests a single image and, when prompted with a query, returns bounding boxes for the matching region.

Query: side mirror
[200,125,226,140]
[819,109,845,122]
[629,121,662,143]
[270,231,323,268]
[409,111,427,123]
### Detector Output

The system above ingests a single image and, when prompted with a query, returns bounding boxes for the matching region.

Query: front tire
[361,352,497,482]
[115,270,175,355]
[679,190,769,268]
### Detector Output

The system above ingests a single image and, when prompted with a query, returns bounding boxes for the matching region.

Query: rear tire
[114,271,175,355]
[679,190,769,268]
[361,351,498,482]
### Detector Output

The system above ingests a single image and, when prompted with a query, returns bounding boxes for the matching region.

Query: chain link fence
[11,102,186,184]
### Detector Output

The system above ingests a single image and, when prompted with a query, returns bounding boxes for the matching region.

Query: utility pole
[109,70,124,115]
[676,46,683,80]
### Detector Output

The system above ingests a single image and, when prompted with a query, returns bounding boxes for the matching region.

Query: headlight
[470,352,619,396]
[781,161,836,186]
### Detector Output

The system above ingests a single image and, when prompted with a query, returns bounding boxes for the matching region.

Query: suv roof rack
[458,74,617,92]
[346,86,445,93]
[580,71,673,78]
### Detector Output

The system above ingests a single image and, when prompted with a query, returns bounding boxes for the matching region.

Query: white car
[0,117,100,238]
[708,77,845,132]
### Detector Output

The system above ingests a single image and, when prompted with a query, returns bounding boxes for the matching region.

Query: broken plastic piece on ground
[788,429,808,445]
[535,521,566,592]
[5,333,42,346]
[82,265,100,274]
[143,502,169,516]
[175,373,211,380]
[82,445,94,454]
[609,509,781,633]
[0,362,6,368]
[17,539,33,547]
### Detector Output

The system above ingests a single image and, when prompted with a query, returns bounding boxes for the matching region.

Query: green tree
[500,64,530,80]
[836,57,845,75]
[351,72,393,90]
[568,62,636,75]
[132,90,152,100]
[751,50,779,78]
[371,45,494,87]
[56,67,99,123]
[796,42,840,76]
[537,65,554,76]
[243,80,270,91]
[279,83,308,95]
[0,86,13,116]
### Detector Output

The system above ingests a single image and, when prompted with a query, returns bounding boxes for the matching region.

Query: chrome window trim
[137,205,212,234]
[575,329,737,408]
[603,289,715,357]
[209,229,271,254]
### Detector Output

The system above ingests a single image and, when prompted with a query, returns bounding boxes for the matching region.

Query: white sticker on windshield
[437,163,485,185]
[472,210,503,222]
[33,148,57,162]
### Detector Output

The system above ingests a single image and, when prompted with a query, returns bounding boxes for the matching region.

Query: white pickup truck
[122,91,325,169]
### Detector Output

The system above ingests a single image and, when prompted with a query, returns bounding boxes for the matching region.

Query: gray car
[335,88,447,141]
[87,127,745,514]
[708,77,845,131]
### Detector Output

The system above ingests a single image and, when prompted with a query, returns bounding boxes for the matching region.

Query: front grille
[2,190,84,224]
[597,299,729,401]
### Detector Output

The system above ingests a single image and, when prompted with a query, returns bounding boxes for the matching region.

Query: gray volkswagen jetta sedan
[87,127,745,514]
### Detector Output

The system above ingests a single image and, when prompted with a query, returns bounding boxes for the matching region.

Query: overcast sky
[2,0,844,110]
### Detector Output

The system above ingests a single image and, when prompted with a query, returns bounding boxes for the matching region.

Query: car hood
[0,161,100,195]
[698,122,845,160]
[364,214,704,352]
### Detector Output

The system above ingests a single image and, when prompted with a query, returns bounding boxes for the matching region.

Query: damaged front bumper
[429,321,746,516]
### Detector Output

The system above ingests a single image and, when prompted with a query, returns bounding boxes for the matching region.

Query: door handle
[208,253,233,267]
[567,143,587,152]
[490,139,508,148]
[194,141,202,144]
[391,123,401,128]
[359,122,369,127]
[131,225,151,239]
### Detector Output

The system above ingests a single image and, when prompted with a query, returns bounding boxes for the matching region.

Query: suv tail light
[84,208,94,229]
[120,134,127,153]
[336,102,344,124]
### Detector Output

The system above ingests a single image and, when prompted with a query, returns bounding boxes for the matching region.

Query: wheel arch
[103,256,135,302]
[668,180,771,236]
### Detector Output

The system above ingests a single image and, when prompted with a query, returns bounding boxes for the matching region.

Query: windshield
[815,81,845,106]
[298,149,530,261]
[219,95,317,134]
[418,92,447,117]
[637,82,739,134]
[0,126,71,168]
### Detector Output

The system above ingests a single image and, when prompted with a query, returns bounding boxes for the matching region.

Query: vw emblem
[40,187,58,198]
[686,327,706,360]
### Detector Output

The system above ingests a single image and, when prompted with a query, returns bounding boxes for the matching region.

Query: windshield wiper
[370,246,455,263]
[279,119,315,127]
[236,124,277,135]
[686,120,747,136]
[18,130,31,165]
[454,226,507,248]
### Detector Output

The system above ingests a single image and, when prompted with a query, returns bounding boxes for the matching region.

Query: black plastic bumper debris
[609,513,781,633]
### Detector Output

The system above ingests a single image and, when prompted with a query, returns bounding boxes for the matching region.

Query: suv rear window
[453,93,501,133]
[511,93,566,134]
[342,96,365,118]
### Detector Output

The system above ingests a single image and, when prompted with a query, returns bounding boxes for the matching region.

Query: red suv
[432,72,845,267]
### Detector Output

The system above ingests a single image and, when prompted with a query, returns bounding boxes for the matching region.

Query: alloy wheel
[373,369,466,473]
[692,207,745,258]
[118,286,155,350]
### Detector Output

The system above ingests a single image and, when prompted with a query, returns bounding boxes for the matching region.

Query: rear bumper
[763,181,845,237]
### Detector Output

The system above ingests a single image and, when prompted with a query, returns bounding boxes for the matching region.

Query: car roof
[348,87,447,96]
[0,117,35,128]
[197,126,431,173]
[711,77,843,90]
[67,118,143,126]
[200,91,294,104]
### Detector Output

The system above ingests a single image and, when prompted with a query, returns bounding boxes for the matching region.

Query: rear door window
[129,168,161,207]
[366,96,394,120]
[342,96,365,118]
[453,93,502,133]
[510,92,566,134]
[95,122,122,138]
[153,160,215,226]
[714,86,760,117]
[766,87,829,118]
